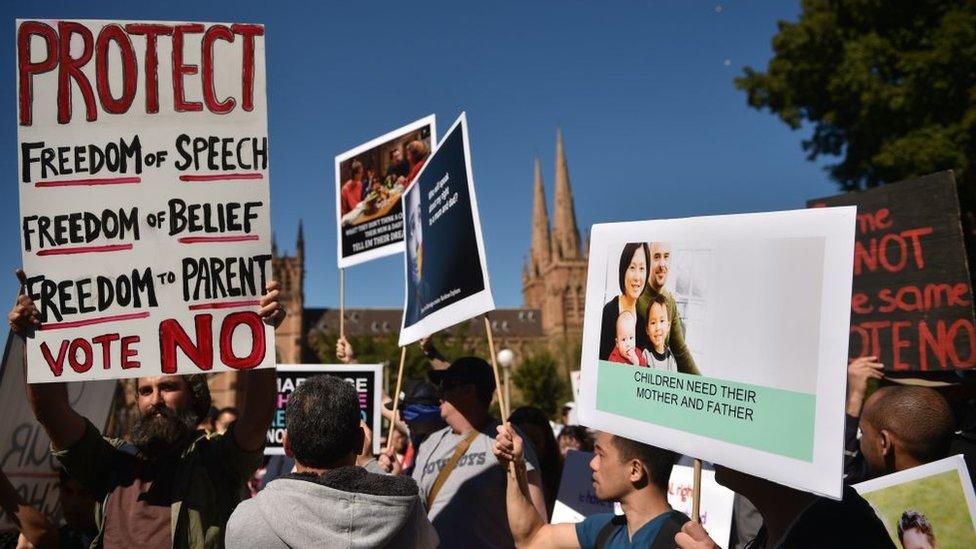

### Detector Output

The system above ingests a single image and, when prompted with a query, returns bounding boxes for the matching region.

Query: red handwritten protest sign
[16,19,274,383]
[809,172,975,371]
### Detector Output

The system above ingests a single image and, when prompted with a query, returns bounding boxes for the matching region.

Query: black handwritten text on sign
[17,20,275,383]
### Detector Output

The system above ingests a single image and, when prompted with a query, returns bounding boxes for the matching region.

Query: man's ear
[628,458,644,484]
[878,428,894,457]
[283,431,294,458]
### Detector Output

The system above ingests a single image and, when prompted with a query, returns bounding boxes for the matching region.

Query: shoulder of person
[226,497,279,547]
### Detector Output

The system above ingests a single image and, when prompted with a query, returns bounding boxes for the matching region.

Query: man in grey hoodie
[226,375,438,548]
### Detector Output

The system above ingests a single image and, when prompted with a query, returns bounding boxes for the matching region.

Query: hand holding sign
[259,280,286,328]
[9,270,40,338]
[493,423,524,466]
[674,521,721,549]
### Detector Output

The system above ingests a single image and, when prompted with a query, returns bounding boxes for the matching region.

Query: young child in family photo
[607,310,647,366]
[642,294,678,371]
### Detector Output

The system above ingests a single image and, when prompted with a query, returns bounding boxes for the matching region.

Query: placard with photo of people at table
[334,115,436,268]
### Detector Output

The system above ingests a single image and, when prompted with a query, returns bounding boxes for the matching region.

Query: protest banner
[577,207,856,498]
[570,369,580,399]
[0,332,115,528]
[266,364,383,455]
[16,19,274,383]
[809,171,975,372]
[854,455,976,547]
[398,112,494,346]
[335,116,436,268]
[551,451,734,543]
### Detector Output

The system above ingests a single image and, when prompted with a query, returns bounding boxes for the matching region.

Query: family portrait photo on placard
[579,208,856,497]
[334,116,436,268]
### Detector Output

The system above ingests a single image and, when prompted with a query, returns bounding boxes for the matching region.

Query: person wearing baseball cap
[411,356,547,548]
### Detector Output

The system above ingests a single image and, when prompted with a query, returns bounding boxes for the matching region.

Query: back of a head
[286,375,361,468]
[611,435,677,491]
[865,386,954,463]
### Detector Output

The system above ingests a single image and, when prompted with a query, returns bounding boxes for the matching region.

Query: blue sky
[0,1,838,326]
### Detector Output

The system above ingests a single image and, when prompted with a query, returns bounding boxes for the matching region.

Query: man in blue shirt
[494,426,688,548]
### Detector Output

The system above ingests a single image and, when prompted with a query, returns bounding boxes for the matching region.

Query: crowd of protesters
[2,273,975,549]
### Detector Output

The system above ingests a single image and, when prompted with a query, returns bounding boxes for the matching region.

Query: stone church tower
[523,129,588,337]
[272,222,305,364]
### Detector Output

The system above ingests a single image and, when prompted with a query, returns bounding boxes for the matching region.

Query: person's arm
[232,280,286,452]
[846,356,883,417]
[667,296,700,375]
[843,356,883,484]
[9,272,87,451]
[0,469,58,549]
[494,424,578,548]
[525,470,549,522]
[379,399,410,437]
[419,337,450,370]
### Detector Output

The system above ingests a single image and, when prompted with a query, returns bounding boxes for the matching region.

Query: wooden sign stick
[339,268,346,339]
[385,346,408,453]
[692,458,703,523]
[483,315,509,421]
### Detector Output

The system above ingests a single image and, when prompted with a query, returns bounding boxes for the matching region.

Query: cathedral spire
[296,220,305,260]
[552,128,580,260]
[531,157,552,275]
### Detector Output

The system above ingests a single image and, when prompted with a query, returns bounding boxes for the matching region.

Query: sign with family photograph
[809,171,975,373]
[398,113,494,345]
[266,364,383,455]
[854,455,976,548]
[16,19,275,383]
[334,116,436,268]
[577,207,856,498]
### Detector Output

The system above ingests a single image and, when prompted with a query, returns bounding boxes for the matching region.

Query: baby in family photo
[608,310,647,366]
[643,293,677,371]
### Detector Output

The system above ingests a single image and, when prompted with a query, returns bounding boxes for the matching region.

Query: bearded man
[9,273,286,549]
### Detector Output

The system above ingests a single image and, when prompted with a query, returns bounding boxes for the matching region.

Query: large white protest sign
[0,333,115,529]
[854,455,976,547]
[577,207,856,498]
[266,364,383,455]
[335,116,436,268]
[399,113,494,345]
[16,19,274,383]
[551,451,734,544]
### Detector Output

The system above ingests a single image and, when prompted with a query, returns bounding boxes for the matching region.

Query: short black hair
[618,243,650,294]
[644,292,668,323]
[864,386,954,463]
[286,375,361,468]
[611,436,677,491]
[558,425,594,452]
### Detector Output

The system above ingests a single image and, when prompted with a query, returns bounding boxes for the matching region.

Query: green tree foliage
[735,0,976,190]
[511,348,571,419]
[308,323,489,389]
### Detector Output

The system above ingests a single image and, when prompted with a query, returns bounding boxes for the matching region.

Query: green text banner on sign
[597,361,816,461]
[577,207,855,499]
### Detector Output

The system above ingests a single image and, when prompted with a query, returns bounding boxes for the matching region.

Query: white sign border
[334,115,438,269]
[398,112,495,346]
[576,206,856,499]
